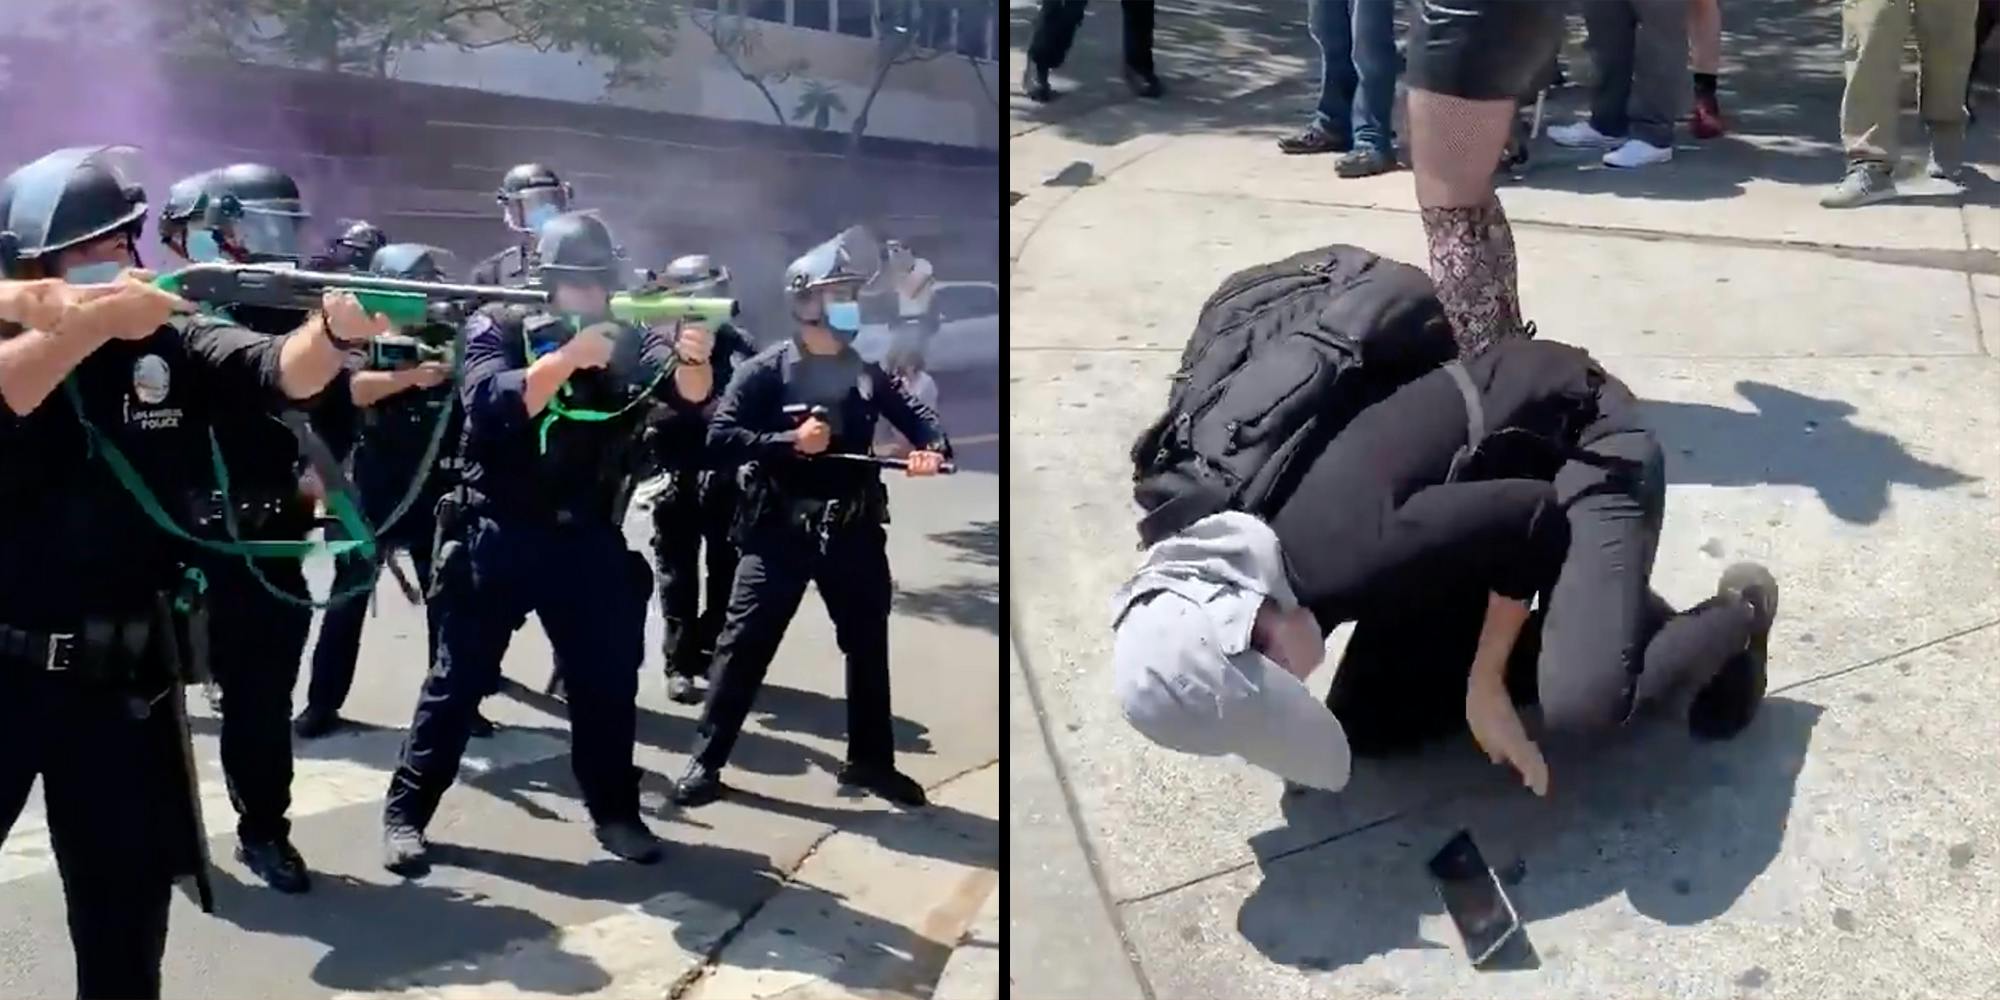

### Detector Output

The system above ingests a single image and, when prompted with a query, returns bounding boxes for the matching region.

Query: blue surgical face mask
[524,204,560,234]
[824,300,862,339]
[185,229,224,263]
[64,261,124,285]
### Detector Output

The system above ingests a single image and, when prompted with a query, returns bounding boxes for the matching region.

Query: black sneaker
[594,819,665,864]
[837,762,928,808]
[665,673,702,705]
[1123,66,1163,99]
[292,706,342,740]
[468,710,498,739]
[1689,562,1779,741]
[1277,124,1350,156]
[383,820,430,876]
[1022,59,1054,103]
[672,761,725,807]
[237,837,311,894]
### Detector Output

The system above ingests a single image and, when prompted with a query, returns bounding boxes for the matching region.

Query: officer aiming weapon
[155,262,548,328]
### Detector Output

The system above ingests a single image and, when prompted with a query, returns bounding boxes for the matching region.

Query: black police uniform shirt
[457,308,697,520]
[352,368,462,527]
[210,304,360,509]
[0,315,291,627]
[646,322,756,473]
[708,338,951,500]
[1268,338,1626,626]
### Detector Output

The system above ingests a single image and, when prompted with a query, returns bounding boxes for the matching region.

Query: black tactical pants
[207,557,312,844]
[650,470,741,679]
[690,520,897,774]
[0,666,182,999]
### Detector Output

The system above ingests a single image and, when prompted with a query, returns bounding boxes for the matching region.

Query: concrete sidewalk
[1009,2,2000,998]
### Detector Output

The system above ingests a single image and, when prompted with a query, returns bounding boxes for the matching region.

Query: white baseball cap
[1110,513,1352,791]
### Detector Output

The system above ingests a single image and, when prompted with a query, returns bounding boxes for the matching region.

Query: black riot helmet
[371,243,457,283]
[157,169,216,259]
[533,212,622,288]
[783,225,881,298]
[497,163,573,235]
[0,146,148,278]
[192,163,311,263]
[657,254,732,298]
[314,219,389,272]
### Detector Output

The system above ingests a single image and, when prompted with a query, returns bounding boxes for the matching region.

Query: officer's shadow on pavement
[1642,381,1978,525]
[747,683,936,756]
[1233,698,1822,973]
[433,841,956,998]
[498,676,854,778]
[714,786,997,870]
[205,865,610,994]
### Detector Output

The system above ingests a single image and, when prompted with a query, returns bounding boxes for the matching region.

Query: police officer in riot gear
[309,219,390,273]
[164,162,359,893]
[673,228,949,809]
[469,163,573,288]
[295,243,464,739]
[0,145,386,999]
[645,253,757,704]
[383,211,713,873]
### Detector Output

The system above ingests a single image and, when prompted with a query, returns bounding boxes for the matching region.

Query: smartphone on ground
[1427,829,1522,967]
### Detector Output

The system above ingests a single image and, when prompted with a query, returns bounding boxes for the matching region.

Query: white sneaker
[1602,138,1673,168]
[1547,121,1618,148]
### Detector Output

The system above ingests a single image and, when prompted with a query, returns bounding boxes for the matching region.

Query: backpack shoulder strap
[1443,361,1486,483]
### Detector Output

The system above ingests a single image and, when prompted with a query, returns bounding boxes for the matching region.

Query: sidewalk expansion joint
[1012,614,1161,1000]
[1131,184,2000,277]
[1103,616,2000,909]
[666,757,1000,1000]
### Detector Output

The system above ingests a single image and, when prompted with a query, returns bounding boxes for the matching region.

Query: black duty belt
[0,624,80,673]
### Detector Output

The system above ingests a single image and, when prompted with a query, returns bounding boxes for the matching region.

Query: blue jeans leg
[1310,0,1356,137]
[1350,0,1400,153]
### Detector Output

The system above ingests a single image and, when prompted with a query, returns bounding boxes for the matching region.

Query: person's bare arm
[523,351,580,417]
[349,363,448,408]
[0,273,188,415]
[1464,592,1547,796]
[0,325,113,416]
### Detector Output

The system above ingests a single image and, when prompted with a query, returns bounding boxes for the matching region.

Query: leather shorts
[1404,0,1568,102]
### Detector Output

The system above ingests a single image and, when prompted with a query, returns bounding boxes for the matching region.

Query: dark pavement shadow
[1235,698,1822,972]
[206,866,606,994]
[498,676,848,779]
[893,518,1000,633]
[441,840,962,998]
[1642,382,1978,525]
[747,682,936,755]
[718,786,999,871]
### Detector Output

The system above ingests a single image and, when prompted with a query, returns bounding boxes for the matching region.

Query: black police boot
[664,672,703,705]
[292,705,343,740]
[383,819,431,877]
[594,818,665,864]
[1022,59,1054,103]
[469,705,499,739]
[237,837,312,894]
[672,760,725,807]
[837,762,929,808]
[1690,563,1779,741]
[1123,66,1163,99]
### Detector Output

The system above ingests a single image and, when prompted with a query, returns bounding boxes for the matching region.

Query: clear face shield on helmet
[225,203,309,263]
[507,186,571,236]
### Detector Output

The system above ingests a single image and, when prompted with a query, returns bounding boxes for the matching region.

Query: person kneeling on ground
[1111,339,1778,794]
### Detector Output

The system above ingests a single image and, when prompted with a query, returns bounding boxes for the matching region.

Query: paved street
[1010,3,2000,999]
[0,386,999,997]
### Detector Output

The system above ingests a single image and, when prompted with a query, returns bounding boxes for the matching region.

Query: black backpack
[1129,244,1458,547]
